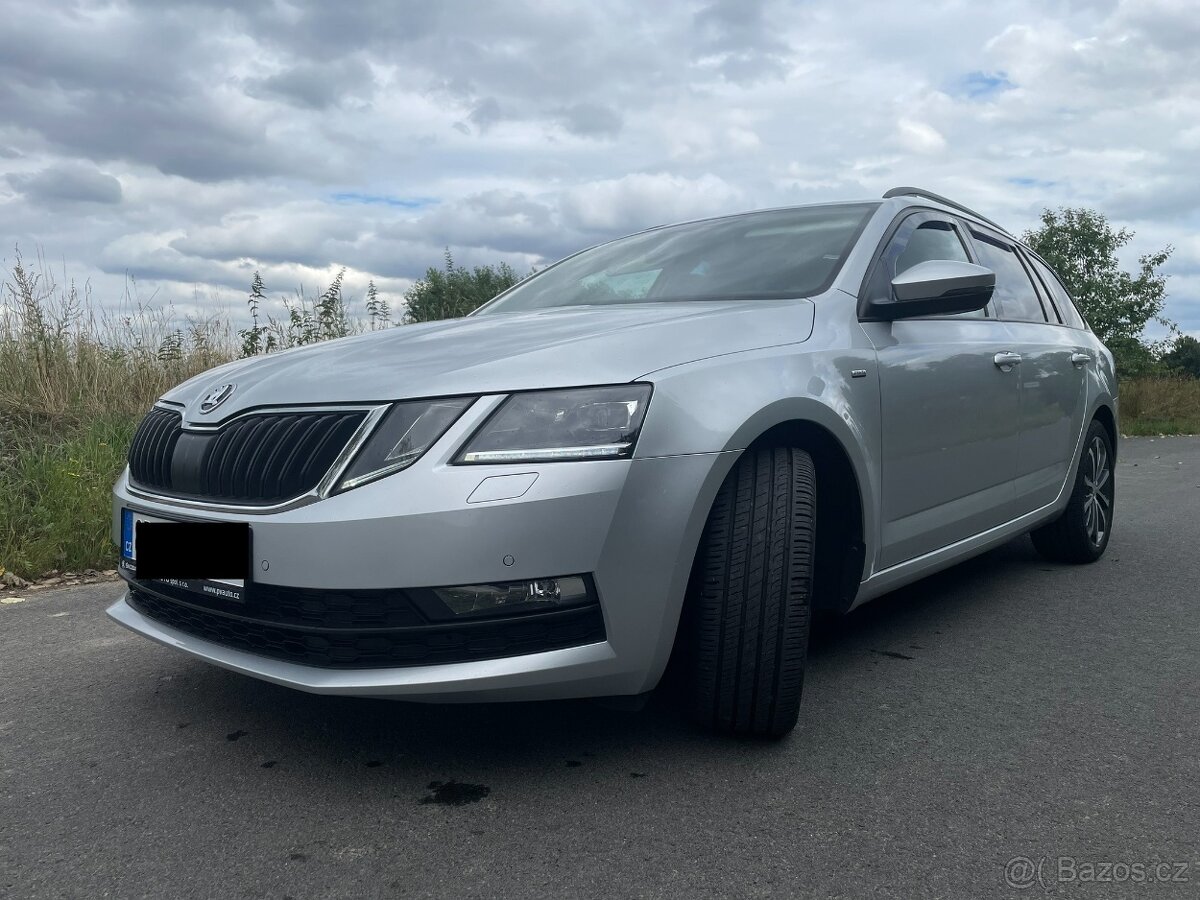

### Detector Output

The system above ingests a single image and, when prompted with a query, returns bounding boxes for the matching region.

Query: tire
[686,446,815,737]
[1031,420,1115,564]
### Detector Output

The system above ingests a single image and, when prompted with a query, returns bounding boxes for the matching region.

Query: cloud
[895,119,947,154]
[248,58,376,110]
[468,97,506,132]
[330,193,437,209]
[693,0,794,82]
[557,103,623,139]
[0,0,1194,336]
[6,163,122,204]
[560,173,743,233]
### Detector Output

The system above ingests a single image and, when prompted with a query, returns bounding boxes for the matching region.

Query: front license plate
[121,509,250,603]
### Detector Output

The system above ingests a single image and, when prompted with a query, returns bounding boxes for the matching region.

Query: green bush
[1162,335,1200,379]
[403,251,523,323]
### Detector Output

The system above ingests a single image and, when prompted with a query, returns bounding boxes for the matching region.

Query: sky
[1,0,1197,335]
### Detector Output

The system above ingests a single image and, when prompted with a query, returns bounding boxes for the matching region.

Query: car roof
[641,189,1016,244]
[879,186,1012,234]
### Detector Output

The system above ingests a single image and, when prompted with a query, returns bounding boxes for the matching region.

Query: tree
[1163,334,1200,379]
[1023,208,1174,375]
[402,250,522,323]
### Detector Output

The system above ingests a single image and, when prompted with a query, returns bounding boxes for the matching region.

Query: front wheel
[685,446,815,737]
[1031,420,1115,564]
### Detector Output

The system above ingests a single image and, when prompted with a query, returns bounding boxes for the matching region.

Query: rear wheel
[1031,420,1115,564]
[686,446,815,737]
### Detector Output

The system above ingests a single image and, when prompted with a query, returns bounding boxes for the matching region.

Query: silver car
[109,187,1117,737]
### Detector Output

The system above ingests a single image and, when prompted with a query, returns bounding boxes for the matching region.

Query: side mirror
[866,260,995,321]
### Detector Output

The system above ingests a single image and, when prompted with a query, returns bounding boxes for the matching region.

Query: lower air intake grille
[126,584,607,669]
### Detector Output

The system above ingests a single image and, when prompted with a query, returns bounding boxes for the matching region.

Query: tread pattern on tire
[1031,419,1113,565]
[689,446,815,737]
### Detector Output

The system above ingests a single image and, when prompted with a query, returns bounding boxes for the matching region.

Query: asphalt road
[2,436,1198,899]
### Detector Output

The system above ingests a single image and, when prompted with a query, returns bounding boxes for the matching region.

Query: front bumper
[109,445,739,701]
[107,593,619,701]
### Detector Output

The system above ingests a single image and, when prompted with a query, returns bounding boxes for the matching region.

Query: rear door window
[971,232,1047,323]
[1027,255,1088,330]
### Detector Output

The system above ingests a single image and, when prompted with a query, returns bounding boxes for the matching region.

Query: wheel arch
[1093,402,1118,460]
[672,403,873,637]
[742,419,867,613]
[658,409,871,695]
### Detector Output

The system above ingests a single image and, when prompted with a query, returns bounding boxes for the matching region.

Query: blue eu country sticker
[121,509,134,559]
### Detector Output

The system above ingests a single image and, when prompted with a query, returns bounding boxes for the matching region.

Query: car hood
[162,300,815,420]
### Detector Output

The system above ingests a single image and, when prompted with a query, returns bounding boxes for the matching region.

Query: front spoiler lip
[106,593,617,700]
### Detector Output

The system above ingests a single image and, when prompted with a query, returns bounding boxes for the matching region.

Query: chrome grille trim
[126,403,390,512]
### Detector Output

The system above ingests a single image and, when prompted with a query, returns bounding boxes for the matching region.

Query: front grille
[128,407,184,490]
[126,582,607,669]
[127,406,367,505]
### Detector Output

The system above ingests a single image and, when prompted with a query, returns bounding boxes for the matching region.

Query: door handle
[1071,352,1092,367]
[993,351,1022,371]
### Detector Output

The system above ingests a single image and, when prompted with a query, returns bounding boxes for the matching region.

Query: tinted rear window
[477,204,878,314]
[1028,255,1088,330]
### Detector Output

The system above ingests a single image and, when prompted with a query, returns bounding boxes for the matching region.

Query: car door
[966,228,1089,513]
[860,211,1021,570]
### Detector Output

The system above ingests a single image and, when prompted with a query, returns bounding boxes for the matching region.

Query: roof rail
[882,186,1012,236]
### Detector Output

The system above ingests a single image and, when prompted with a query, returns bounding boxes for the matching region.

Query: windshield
[477,203,878,315]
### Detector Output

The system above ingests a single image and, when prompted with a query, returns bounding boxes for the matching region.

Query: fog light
[434,576,590,617]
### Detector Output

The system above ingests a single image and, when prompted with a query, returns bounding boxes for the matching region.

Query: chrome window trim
[126,403,392,514]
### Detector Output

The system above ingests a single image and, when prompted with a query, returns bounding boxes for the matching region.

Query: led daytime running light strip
[460,443,632,463]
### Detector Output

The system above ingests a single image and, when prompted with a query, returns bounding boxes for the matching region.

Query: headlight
[336,397,475,491]
[457,384,652,464]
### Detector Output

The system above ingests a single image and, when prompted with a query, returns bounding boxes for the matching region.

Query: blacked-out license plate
[121,509,251,602]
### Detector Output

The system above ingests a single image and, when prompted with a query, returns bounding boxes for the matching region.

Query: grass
[0,251,239,579]
[0,415,138,577]
[1118,377,1200,436]
[1,248,1198,580]
[0,249,399,580]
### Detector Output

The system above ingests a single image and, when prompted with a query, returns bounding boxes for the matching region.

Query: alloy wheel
[1081,435,1112,547]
